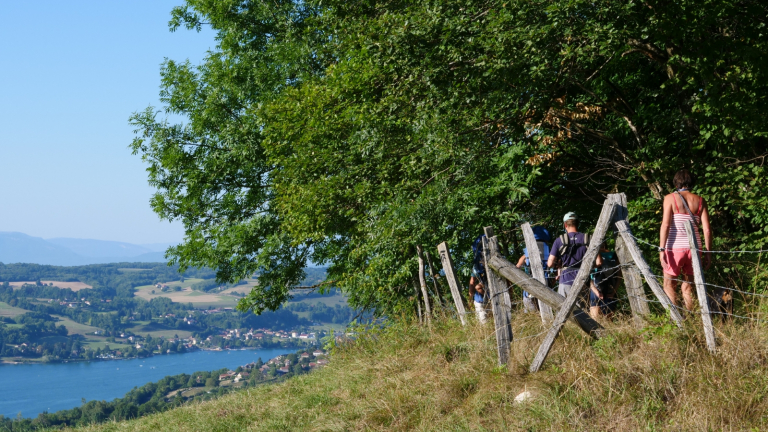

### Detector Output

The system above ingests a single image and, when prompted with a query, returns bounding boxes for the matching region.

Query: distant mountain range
[0,232,173,266]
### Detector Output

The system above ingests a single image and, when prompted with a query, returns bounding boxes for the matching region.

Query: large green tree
[132,0,768,316]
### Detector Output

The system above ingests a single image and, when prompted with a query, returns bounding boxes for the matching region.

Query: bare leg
[663,272,679,308]
[680,274,695,311]
[589,306,601,320]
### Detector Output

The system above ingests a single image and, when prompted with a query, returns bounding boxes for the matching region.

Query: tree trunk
[416,245,432,323]
[412,278,423,324]
[424,250,446,308]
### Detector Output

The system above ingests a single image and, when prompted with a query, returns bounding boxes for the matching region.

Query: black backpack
[557,232,591,264]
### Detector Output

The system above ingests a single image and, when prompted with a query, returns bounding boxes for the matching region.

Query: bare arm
[700,199,712,252]
[547,253,557,268]
[469,276,484,296]
[659,195,673,268]
[516,255,527,268]
[700,198,713,269]
[659,194,674,249]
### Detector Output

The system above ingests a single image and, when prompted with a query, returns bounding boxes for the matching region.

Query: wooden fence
[429,192,715,372]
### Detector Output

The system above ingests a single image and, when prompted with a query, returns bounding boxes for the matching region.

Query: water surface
[0,348,290,418]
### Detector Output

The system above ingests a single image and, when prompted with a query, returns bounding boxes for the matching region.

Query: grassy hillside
[73,313,768,431]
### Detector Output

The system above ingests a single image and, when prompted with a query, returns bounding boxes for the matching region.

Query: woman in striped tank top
[659,169,713,311]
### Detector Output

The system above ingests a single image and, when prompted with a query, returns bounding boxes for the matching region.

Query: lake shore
[0,343,310,365]
[0,347,295,418]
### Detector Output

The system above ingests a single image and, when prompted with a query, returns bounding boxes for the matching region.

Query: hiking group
[468,169,714,324]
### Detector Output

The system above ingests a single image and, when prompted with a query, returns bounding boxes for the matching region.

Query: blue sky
[0,1,215,244]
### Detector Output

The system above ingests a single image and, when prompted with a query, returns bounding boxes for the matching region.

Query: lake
[0,348,291,418]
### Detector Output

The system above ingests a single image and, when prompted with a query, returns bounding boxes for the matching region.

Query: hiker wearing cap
[659,169,713,311]
[547,212,602,298]
[516,226,552,313]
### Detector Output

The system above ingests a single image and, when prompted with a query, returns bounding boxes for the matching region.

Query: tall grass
[75,309,768,431]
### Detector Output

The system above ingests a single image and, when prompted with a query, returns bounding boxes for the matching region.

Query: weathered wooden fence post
[437,242,468,326]
[685,220,717,353]
[521,223,555,324]
[484,228,514,318]
[482,228,513,366]
[424,250,446,308]
[416,245,432,324]
[412,279,423,323]
[487,254,603,337]
[529,198,616,373]
[608,193,650,324]
[615,220,684,328]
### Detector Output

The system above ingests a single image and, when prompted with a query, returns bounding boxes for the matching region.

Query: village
[91,326,322,360]
[216,348,330,385]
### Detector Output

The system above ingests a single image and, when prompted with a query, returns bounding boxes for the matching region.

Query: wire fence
[618,228,768,255]
[421,234,768,367]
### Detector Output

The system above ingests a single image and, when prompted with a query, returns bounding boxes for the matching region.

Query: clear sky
[0,1,215,244]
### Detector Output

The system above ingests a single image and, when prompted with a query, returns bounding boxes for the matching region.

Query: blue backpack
[471,234,487,281]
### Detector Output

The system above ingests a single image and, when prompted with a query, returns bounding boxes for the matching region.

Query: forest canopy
[130,0,768,316]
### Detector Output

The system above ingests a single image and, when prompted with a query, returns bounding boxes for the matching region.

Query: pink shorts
[662,249,693,276]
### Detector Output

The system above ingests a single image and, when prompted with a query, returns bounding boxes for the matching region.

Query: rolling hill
[0,232,167,265]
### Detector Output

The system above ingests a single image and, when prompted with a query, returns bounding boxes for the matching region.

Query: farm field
[9,281,92,291]
[134,279,239,307]
[82,340,132,351]
[0,301,29,318]
[125,321,194,339]
[51,315,100,335]
[219,278,258,296]
[290,290,348,308]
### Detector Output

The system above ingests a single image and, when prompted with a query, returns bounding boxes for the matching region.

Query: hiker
[516,226,552,313]
[588,243,620,319]
[659,169,713,311]
[469,234,489,324]
[547,212,602,298]
[468,276,488,324]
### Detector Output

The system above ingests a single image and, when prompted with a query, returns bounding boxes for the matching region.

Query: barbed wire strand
[618,229,768,254]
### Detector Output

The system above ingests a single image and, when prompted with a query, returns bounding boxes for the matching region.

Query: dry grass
[72,311,768,431]
[9,281,92,291]
[134,286,237,306]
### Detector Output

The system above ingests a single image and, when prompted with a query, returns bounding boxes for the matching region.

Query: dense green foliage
[131,0,768,317]
[0,263,214,298]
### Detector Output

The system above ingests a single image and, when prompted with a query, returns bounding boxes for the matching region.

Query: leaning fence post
[608,193,651,324]
[530,198,616,373]
[437,242,468,326]
[482,228,512,366]
[484,228,514,319]
[416,245,432,324]
[685,220,717,353]
[615,220,684,328]
[424,251,446,308]
[521,223,555,324]
[487,254,603,337]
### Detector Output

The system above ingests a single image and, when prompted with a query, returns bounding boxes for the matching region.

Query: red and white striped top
[666,194,704,250]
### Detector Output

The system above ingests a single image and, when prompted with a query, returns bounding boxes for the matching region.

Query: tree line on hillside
[0,262,215,299]
[190,267,329,293]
